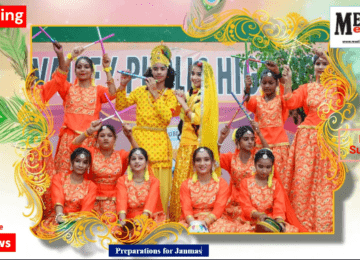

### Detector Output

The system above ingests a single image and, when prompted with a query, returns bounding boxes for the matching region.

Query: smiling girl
[115,148,165,225]
[169,61,220,222]
[179,147,236,233]
[115,44,180,214]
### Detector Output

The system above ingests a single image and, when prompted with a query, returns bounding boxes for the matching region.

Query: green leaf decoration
[0,95,47,146]
[0,28,28,80]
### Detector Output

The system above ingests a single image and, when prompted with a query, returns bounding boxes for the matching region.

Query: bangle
[274,72,282,79]
[103,67,112,72]
[84,130,91,138]
[66,53,77,61]
[217,141,223,146]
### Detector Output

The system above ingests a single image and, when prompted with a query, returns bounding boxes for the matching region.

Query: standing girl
[169,61,220,222]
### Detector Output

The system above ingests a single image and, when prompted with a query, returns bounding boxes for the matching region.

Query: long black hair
[192,147,214,163]
[143,66,176,89]
[254,149,275,164]
[234,126,254,144]
[75,57,94,72]
[177,61,203,140]
[97,124,117,139]
[128,148,149,162]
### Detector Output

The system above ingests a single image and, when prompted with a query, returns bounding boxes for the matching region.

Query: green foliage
[0,28,28,80]
[236,41,315,91]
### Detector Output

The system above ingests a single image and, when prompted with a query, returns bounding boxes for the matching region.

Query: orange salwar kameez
[70,143,129,216]
[179,178,237,233]
[116,175,166,223]
[38,69,115,173]
[238,176,299,233]
[282,82,341,232]
[245,84,290,182]
[34,172,97,235]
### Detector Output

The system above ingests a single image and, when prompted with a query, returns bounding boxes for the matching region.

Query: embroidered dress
[245,84,289,181]
[219,150,255,223]
[116,86,179,212]
[33,172,97,236]
[282,82,341,232]
[38,69,115,173]
[70,143,129,216]
[179,178,237,233]
[238,176,298,233]
[116,175,165,223]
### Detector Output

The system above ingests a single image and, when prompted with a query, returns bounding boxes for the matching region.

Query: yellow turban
[150,44,172,67]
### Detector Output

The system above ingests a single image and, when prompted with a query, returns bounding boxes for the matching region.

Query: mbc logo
[0,5,26,28]
[0,233,16,252]
[330,7,360,48]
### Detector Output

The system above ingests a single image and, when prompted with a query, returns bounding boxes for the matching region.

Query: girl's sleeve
[143,177,161,216]
[99,85,117,103]
[119,150,129,176]
[116,176,128,215]
[272,181,286,220]
[51,174,64,208]
[220,152,233,173]
[81,181,97,212]
[244,96,258,113]
[115,88,138,111]
[283,84,307,110]
[40,68,70,102]
[210,178,230,219]
[180,179,194,219]
[238,178,256,220]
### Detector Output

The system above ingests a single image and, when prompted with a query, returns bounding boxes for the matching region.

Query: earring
[70,165,73,171]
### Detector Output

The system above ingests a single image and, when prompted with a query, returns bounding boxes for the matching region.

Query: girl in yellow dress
[169,61,220,222]
[115,44,180,214]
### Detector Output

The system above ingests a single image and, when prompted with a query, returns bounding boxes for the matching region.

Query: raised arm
[72,120,102,146]
[250,120,269,149]
[102,53,116,96]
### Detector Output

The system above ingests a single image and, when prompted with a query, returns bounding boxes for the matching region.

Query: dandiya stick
[96,27,106,55]
[230,92,252,121]
[104,93,123,124]
[248,58,267,64]
[83,33,115,49]
[100,114,115,122]
[32,27,48,39]
[118,70,147,80]
[38,27,61,49]
[227,94,249,127]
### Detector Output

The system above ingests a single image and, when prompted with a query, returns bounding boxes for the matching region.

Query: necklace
[147,88,167,107]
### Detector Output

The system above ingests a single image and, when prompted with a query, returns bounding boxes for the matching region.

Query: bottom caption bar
[109,244,209,257]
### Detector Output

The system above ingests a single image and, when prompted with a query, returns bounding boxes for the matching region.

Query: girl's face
[129,152,147,174]
[71,154,90,175]
[191,66,202,88]
[151,63,168,84]
[236,132,255,152]
[314,57,329,78]
[97,128,116,150]
[255,158,273,180]
[261,75,277,97]
[75,59,93,81]
[193,150,213,176]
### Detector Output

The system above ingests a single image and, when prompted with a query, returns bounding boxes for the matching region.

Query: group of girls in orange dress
[31,39,340,235]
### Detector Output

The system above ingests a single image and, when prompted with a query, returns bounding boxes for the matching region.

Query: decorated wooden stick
[83,33,115,49]
[38,26,61,49]
[32,27,47,39]
[104,93,123,124]
[227,94,249,127]
[96,27,106,55]
[118,70,147,80]
[245,39,249,75]
[248,58,267,64]
[100,114,115,122]
[231,91,252,121]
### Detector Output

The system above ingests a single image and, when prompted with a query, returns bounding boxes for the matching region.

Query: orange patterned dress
[238,176,299,233]
[179,177,237,233]
[116,175,166,223]
[39,69,115,173]
[70,143,129,217]
[219,150,255,224]
[245,84,289,182]
[282,82,341,232]
[34,172,97,235]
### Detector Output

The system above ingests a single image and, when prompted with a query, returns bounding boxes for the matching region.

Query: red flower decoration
[197,62,203,67]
